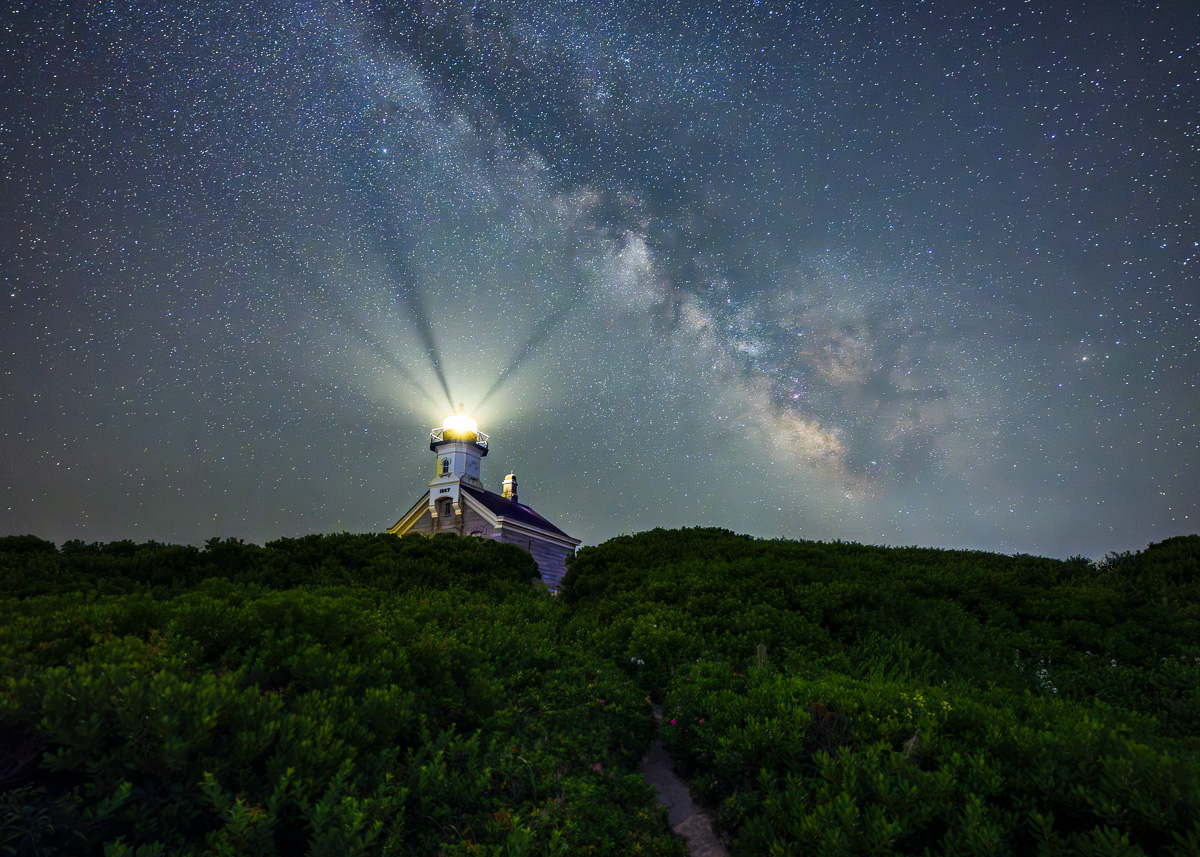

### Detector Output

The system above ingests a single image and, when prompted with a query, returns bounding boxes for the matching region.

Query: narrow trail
[639,708,728,857]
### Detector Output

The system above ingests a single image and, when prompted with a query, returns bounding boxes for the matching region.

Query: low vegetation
[2,528,1197,855]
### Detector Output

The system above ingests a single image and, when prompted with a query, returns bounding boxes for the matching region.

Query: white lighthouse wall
[430,441,484,487]
[403,503,492,538]
[496,533,573,591]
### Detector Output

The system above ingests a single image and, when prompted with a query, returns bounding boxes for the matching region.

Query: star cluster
[2,0,1196,557]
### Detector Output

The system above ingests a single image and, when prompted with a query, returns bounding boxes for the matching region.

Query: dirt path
[639,710,728,857]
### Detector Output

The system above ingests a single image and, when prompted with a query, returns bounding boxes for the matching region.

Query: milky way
[2,1,1196,558]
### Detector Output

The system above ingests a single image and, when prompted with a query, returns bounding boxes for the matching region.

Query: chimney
[502,473,518,502]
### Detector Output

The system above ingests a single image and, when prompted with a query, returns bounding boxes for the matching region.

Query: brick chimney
[502,473,518,502]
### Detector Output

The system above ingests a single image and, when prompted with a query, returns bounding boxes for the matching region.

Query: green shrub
[0,560,678,855]
[661,664,1200,856]
[3,526,1196,855]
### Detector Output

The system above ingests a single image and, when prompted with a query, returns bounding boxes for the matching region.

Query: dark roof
[461,485,573,539]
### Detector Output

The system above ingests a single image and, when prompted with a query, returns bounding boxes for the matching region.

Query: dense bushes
[563,528,1200,855]
[3,527,1198,855]
[661,666,1200,855]
[0,532,539,599]
[0,535,681,856]
[562,529,1200,730]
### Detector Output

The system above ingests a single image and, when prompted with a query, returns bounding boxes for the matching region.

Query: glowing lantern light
[430,410,488,452]
[441,413,479,436]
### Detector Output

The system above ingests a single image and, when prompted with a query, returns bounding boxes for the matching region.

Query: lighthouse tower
[426,412,489,526]
[389,412,581,591]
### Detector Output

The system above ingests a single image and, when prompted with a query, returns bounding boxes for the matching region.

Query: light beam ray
[474,259,590,411]
[351,174,456,410]
[375,233,455,410]
[267,237,440,407]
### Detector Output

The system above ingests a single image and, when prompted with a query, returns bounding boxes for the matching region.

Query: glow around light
[442,413,479,435]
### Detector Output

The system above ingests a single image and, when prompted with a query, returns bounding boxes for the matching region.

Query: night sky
[2,1,1196,559]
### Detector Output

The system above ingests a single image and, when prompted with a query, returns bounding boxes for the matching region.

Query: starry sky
[2,1,1197,559]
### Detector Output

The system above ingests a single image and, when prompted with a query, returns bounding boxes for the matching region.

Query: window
[440,458,450,475]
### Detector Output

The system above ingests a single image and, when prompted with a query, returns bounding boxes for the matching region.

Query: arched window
[440,458,451,475]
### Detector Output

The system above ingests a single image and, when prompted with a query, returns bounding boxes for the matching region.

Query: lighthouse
[388,413,581,591]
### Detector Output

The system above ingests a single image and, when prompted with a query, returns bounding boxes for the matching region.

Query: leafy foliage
[2,527,1198,855]
[563,528,1200,855]
[0,534,681,856]
[0,532,539,599]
